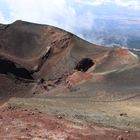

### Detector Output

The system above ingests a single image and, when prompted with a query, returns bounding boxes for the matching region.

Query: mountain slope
[0,20,140,139]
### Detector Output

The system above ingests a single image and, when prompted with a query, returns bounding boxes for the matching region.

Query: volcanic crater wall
[0,20,138,81]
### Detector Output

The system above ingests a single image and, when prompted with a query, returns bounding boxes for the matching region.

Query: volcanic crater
[0,20,140,140]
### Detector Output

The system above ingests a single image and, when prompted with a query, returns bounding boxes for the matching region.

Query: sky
[0,0,140,48]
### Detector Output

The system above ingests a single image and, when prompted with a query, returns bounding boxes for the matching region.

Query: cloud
[1,0,140,28]
[3,0,95,36]
[74,0,111,6]
[115,0,140,9]
[75,0,140,10]
[6,0,67,24]
[0,12,6,23]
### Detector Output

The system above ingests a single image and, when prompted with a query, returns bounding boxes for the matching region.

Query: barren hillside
[0,20,140,140]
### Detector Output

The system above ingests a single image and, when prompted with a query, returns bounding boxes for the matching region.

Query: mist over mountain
[82,18,140,48]
[69,4,140,49]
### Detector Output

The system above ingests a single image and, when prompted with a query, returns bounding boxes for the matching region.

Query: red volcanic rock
[94,48,138,73]
[112,48,138,62]
[66,71,93,87]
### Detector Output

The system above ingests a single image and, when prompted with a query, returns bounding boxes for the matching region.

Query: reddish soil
[0,103,139,140]
[66,71,93,86]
